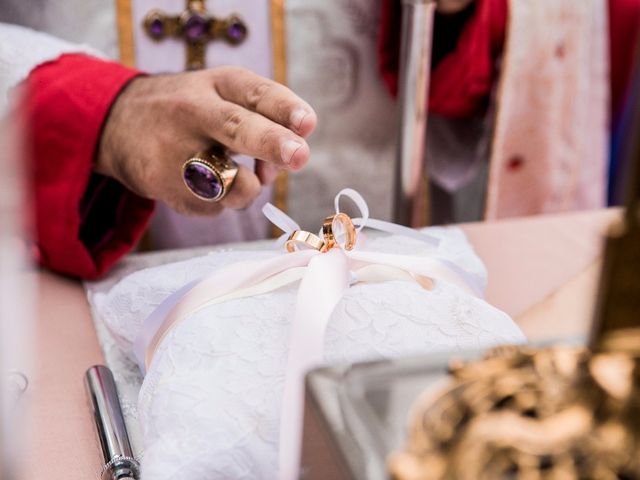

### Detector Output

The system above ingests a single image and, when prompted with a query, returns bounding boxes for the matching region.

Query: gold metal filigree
[388,345,640,480]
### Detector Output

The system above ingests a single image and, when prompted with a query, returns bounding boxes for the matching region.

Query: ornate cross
[143,0,249,70]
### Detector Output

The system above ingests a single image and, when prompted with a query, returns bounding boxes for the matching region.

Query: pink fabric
[279,248,351,480]
[142,250,318,369]
[463,208,618,318]
[485,0,609,219]
[23,272,105,480]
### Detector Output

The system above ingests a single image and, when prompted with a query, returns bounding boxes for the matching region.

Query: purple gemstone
[227,20,247,43]
[149,17,165,38]
[183,162,222,199]
[184,13,209,42]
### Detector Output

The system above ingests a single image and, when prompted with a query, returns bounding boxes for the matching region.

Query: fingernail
[281,140,302,165]
[290,108,309,131]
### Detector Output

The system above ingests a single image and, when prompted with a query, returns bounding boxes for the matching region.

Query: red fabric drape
[609,0,640,122]
[378,0,640,121]
[378,0,507,118]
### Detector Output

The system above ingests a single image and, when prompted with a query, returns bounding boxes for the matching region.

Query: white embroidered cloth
[86,227,525,479]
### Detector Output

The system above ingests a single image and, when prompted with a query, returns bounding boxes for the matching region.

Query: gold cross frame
[143,0,249,70]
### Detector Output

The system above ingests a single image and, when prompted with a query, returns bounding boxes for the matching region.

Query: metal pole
[392,0,436,227]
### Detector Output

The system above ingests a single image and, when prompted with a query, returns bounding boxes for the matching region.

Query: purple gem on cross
[226,20,247,43]
[149,17,165,38]
[184,13,209,42]
[183,162,222,199]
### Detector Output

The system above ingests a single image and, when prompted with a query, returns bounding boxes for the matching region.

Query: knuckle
[259,126,281,154]
[277,101,296,123]
[218,65,247,77]
[221,110,244,142]
[212,65,237,80]
[212,66,251,89]
[245,82,272,110]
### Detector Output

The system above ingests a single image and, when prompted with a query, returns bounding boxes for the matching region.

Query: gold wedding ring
[182,147,239,202]
[322,213,357,251]
[285,230,326,252]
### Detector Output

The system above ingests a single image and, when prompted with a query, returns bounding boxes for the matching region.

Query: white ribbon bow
[264,188,442,249]
[133,189,484,480]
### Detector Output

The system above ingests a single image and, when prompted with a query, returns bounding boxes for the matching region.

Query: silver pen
[85,365,140,480]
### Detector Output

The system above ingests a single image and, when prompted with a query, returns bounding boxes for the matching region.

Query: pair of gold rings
[285,213,357,253]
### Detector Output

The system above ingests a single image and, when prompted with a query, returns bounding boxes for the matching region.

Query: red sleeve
[377,0,507,118]
[24,54,154,280]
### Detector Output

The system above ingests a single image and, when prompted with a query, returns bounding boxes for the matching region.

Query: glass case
[300,349,485,480]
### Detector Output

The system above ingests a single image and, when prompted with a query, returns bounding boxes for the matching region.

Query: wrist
[95,75,144,185]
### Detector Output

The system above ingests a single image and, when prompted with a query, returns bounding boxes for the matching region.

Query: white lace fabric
[86,228,525,479]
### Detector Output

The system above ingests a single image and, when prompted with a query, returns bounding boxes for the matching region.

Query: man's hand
[96,66,317,215]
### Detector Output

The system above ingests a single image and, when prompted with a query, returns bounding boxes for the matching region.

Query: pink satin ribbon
[135,249,318,370]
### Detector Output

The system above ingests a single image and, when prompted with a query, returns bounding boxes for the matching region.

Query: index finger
[212,66,317,138]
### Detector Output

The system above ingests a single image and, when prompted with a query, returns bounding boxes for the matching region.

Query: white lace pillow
[92,227,525,479]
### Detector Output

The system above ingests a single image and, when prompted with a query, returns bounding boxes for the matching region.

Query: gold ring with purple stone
[182,147,239,202]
